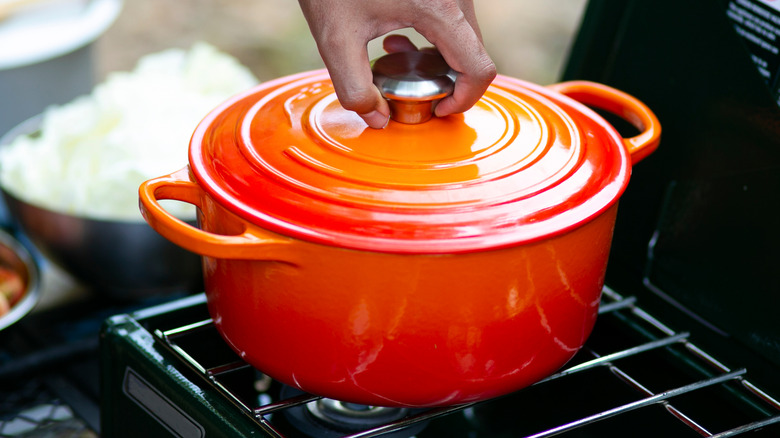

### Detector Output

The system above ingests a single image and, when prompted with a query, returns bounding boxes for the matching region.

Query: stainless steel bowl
[0,228,39,331]
[0,117,202,301]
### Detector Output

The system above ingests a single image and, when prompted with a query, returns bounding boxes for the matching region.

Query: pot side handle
[547,81,661,164]
[138,167,299,263]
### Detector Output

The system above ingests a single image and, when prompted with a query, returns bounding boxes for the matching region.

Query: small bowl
[0,228,40,331]
[0,117,203,301]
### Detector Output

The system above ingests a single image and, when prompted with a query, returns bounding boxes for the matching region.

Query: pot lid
[0,0,122,70]
[189,55,632,254]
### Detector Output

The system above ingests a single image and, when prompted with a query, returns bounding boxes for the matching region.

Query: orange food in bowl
[0,266,24,315]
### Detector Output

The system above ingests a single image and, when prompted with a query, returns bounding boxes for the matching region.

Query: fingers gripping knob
[371,51,455,124]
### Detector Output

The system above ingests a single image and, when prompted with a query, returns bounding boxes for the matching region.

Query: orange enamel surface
[138,167,301,261]
[197,195,617,407]
[548,81,661,164]
[188,71,637,253]
[142,182,616,406]
[137,70,660,407]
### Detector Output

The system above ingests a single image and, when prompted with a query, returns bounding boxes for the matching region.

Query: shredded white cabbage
[0,42,259,221]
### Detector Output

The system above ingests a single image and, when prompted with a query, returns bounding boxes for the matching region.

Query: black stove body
[563,0,780,398]
[4,0,780,437]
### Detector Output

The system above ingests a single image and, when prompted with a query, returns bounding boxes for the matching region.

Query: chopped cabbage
[0,42,258,221]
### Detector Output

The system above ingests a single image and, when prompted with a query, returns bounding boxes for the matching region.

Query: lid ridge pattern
[189,71,629,253]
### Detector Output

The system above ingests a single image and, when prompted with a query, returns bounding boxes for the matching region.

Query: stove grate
[153,287,780,437]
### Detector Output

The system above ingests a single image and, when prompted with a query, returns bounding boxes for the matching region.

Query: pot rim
[185,72,658,254]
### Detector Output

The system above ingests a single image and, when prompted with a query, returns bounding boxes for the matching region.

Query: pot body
[159,176,617,406]
[139,74,660,407]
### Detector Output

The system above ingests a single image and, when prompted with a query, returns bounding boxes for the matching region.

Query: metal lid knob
[372,51,455,124]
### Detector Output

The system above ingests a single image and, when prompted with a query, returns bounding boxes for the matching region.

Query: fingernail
[360,110,389,129]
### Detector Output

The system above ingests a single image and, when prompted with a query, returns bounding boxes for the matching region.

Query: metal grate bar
[524,370,746,438]
[154,327,267,422]
[343,404,477,438]
[154,329,207,374]
[253,393,322,416]
[206,360,252,377]
[741,381,780,411]
[683,342,732,374]
[160,319,213,338]
[537,332,689,383]
[628,305,677,337]
[211,378,253,412]
[605,290,780,414]
[597,296,637,314]
[662,403,713,437]
[251,318,691,436]
[709,414,780,438]
[607,363,712,436]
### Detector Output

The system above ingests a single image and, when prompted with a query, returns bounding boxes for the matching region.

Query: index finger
[414,6,496,116]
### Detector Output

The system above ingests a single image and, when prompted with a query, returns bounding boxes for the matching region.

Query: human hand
[297,0,496,128]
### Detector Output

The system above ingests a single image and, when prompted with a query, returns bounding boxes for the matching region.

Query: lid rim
[188,71,632,254]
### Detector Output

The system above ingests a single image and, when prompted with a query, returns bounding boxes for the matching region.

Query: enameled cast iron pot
[139,53,660,407]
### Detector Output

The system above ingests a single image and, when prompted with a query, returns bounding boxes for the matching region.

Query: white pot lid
[0,0,122,70]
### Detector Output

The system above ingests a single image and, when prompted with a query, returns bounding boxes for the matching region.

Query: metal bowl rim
[0,228,41,331]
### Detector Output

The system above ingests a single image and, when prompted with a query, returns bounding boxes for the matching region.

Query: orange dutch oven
[139,52,660,408]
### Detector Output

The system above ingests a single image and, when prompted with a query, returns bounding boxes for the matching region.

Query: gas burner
[279,385,429,438]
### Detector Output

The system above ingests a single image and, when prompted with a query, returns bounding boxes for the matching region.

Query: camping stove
[1,1,780,437]
[99,287,780,437]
